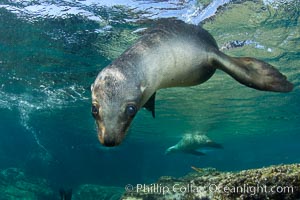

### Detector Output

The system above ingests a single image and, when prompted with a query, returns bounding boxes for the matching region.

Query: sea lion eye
[125,105,137,117]
[91,104,99,118]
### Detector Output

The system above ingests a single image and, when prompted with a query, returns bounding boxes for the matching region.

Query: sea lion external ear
[143,92,156,118]
[91,83,94,91]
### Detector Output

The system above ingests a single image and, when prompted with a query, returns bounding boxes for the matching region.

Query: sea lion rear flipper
[143,92,156,118]
[212,51,293,92]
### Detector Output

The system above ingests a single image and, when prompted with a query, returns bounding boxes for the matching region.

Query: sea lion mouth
[97,123,105,144]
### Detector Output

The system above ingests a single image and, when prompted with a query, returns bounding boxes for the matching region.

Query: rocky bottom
[1,164,300,200]
[122,164,300,200]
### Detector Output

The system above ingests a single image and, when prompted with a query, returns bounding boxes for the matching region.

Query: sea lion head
[91,67,143,147]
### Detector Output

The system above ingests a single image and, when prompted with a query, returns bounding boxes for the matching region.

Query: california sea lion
[165,133,223,156]
[91,19,293,147]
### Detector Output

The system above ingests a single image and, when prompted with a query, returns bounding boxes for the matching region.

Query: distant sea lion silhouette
[59,189,72,200]
[165,133,223,156]
[91,19,293,147]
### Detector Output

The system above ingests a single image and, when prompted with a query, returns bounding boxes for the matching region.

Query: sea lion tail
[211,51,294,93]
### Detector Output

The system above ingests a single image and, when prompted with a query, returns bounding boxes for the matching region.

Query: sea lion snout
[101,133,117,147]
[97,128,122,147]
[95,120,125,147]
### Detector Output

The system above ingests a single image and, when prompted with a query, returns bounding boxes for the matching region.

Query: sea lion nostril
[103,137,116,147]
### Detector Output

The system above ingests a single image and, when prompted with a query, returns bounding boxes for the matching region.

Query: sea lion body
[165,133,223,156]
[91,19,293,147]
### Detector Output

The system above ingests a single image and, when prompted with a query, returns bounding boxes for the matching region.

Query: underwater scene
[0,0,299,199]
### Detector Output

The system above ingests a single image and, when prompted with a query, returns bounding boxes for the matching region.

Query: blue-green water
[0,0,299,197]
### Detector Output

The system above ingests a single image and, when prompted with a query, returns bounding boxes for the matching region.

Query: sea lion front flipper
[207,141,223,149]
[143,92,156,118]
[185,150,206,156]
[212,51,294,92]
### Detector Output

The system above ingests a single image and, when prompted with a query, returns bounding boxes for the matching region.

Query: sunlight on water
[186,0,231,24]
[0,77,88,163]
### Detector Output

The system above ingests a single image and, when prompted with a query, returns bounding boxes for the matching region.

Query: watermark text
[125,183,294,196]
